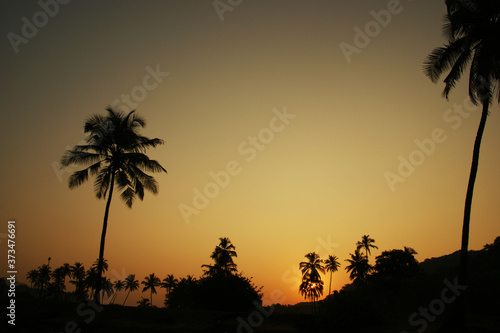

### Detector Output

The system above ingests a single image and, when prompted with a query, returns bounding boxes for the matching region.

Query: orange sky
[1,0,499,308]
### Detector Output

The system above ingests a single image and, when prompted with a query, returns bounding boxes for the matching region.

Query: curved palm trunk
[150,290,153,306]
[459,101,488,286]
[328,272,332,296]
[94,172,115,304]
[123,290,131,306]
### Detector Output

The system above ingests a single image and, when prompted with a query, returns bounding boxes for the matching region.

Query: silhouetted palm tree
[299,252,325,312]
[345,249,371,283]
[111,280,124,304]
[61,108,167,303]
[424,0,500,289]
[356,235,378,260]
[161,274,178,300]
[123,274,139,306]
[69,262,87,298]
[142,273,161,306]
[202,237,238,276]
[137,297,151,307]
[38,264,52,296]
[26,269,38,288]
[324,255,341,295]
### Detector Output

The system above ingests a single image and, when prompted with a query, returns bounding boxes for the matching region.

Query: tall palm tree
[123,274,139,306]
[38,264,52,295]
[324,255,341,295]
[202,237,238,276]
[142,273,161,306]
[60,108,167,303]
[424,0,500,290]
[356,235,378,260]
[345,249,372,283]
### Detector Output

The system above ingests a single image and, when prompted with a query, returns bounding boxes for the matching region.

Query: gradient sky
[1,0,499,307]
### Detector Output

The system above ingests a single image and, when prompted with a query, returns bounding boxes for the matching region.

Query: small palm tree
[142,273,161,306]
[137,297,151,307]
[299,252,325,312]
[123,274,139,306]
[111,280,124,304]
[356,235,378,260]
[345,249,372,283]
[69,262,87,298]
[161,274,178,299]
[26,269,39,288]
[202,237,238,276]
[60,108,167,303]
[324,255,341,295]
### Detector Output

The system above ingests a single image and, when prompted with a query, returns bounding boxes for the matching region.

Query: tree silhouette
[26,269,38,289]
[161,274,178,301]
[60,108,166,303]
[123,274,139,306]
[356,235,378,260]
[111,280,124,304]
[424,0,500,288]
[69,262,87,299]
[142,273,161,306]
[202,237,238,276]
[299,252,325,312]
[324,255,341,295]
[374,248,420,280]
[137,297,151,307]
[345,249,372,283]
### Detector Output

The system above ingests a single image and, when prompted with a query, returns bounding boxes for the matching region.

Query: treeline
[22,237,262,311]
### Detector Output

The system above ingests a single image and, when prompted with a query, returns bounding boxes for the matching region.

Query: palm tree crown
[202,237,238,276]
[324,255,341,296]
[424,0,500,291]
[123,274,139,306]
[356,235,378,260]
[60,108,166,303]
[345,249,372,283]
[142,273,161,306]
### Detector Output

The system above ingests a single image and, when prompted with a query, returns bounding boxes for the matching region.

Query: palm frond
[68,169,90,189]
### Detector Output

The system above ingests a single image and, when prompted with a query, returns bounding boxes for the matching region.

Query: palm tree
[324,255,341,295]
[161,274,178,299]
[123,274,139,306]
[137,297,151,307]
[424,0,500,290]
[26,269,39,288]
[60,108,167,303]
[299,252,325,312]
[111,280,124,304]
[202,237,238,276]
[38,264,52,295]
[356,235,379,260]
[69,262,87,298]
[142,273,161,306]
[345,249,372,283]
